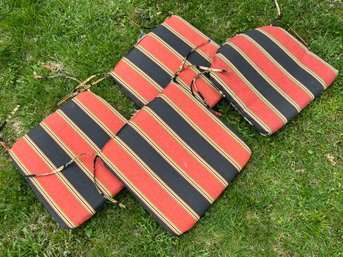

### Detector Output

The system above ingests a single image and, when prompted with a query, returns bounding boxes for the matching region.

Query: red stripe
[131,109,226,199]
[231,35,312,108]
[43,113,123,196]
[212,56,285,133]
[164,16,218,60]
[11,138,91,226]
[112,60,160,102]
[102,139,196,233]
[139,35,221,107]
[163,84,251,168]
[75,92,126,135]
[260,26,337,86]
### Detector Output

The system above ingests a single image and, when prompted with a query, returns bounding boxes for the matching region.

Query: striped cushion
[9,91,125,228]
[100,83,251,235]
[111,15,222,108]
[210,26,338,135]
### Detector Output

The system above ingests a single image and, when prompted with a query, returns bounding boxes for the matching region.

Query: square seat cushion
[100,83,251,235]
[9,91,125,228]
[209,26,338,135]
[111,15,222,108]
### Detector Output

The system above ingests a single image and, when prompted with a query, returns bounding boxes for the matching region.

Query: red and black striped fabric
[9,91,125,228]
[100,83,251,235]
[111,15,222,108]
[210,26,338,135]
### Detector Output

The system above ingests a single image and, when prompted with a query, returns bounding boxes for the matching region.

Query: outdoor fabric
[111,15,222,108]
[9,91,125,228]
[100,83,251,235]
[210,26,338,135]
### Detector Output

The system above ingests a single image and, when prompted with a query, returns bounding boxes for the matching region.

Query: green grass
[0,0,342,256]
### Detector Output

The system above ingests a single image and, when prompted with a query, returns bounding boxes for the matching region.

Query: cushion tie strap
[189,67,227,117]
[0,105,20,151]
[171,39,212,82]
[24,152,125,208]
[270,0,308,47]
[56,73,110,106]
[34,65,110,107]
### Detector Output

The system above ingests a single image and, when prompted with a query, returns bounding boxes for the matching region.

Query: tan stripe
[40,122,111,197]
[98,151,182,235]
[73,98,117,138]
[144,107,228,186]
[110,71,149,105]
[256,29,327,89]
[129,121,214,203]
[55,110,114,196]
[24,135,95,215]
[217,53,288,124]
[228,41,302,112]
[92,94,128,124]
[9,150,75,228]
[174,83,252,154]
[270,20,339,76]
[239,34,315,100]
[113,136,200,220]
[162,23,213,63]
[159,94,241,171]
[210,72,272,134]
[122,58,164,91]
[275,27,337,75]
[149,33,220,94]
[133,45,209,107]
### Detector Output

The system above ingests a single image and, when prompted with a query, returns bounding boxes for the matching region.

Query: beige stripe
[144,107,228,186]
[113,136,200,220]
[217,53,288,124]
[73,98,117,138]
[174,83,252,154]
[159,94,241,171]
[129,121,214,203]
[92,93,128,123]
[162,23,213,63]
[55,110,114,196]
[40,122,112,198]
[98,151,182,235]
[149,33,221,94]
[122,58,163,91]
[239,34,315,100]
[24,135,95,215]
[210,72,272,135]
[228,41,302,112]
[10,150,75,228]
[110,70,148,105]
[256,28,327,89]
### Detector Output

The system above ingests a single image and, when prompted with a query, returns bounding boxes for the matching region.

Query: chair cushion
[210,26,338,135]
[9,91,125,228]
[111,15,222,108]
[100,83,251,235]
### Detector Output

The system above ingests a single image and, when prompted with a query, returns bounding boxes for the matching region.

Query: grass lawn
[0,0,342,256]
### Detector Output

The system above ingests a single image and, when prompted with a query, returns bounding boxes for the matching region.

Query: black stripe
[211,78,269,135]
[148,97,238,182]
[112,78,145,108]
[125,48,171,89]
[244,29,324,96]
[102,161,178,235]
[60,101,110,148]
[12,160,70,228]
[117,125,210,216]
[152,25,211,66]
[27,125,106,210]
[219,44,298,121]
